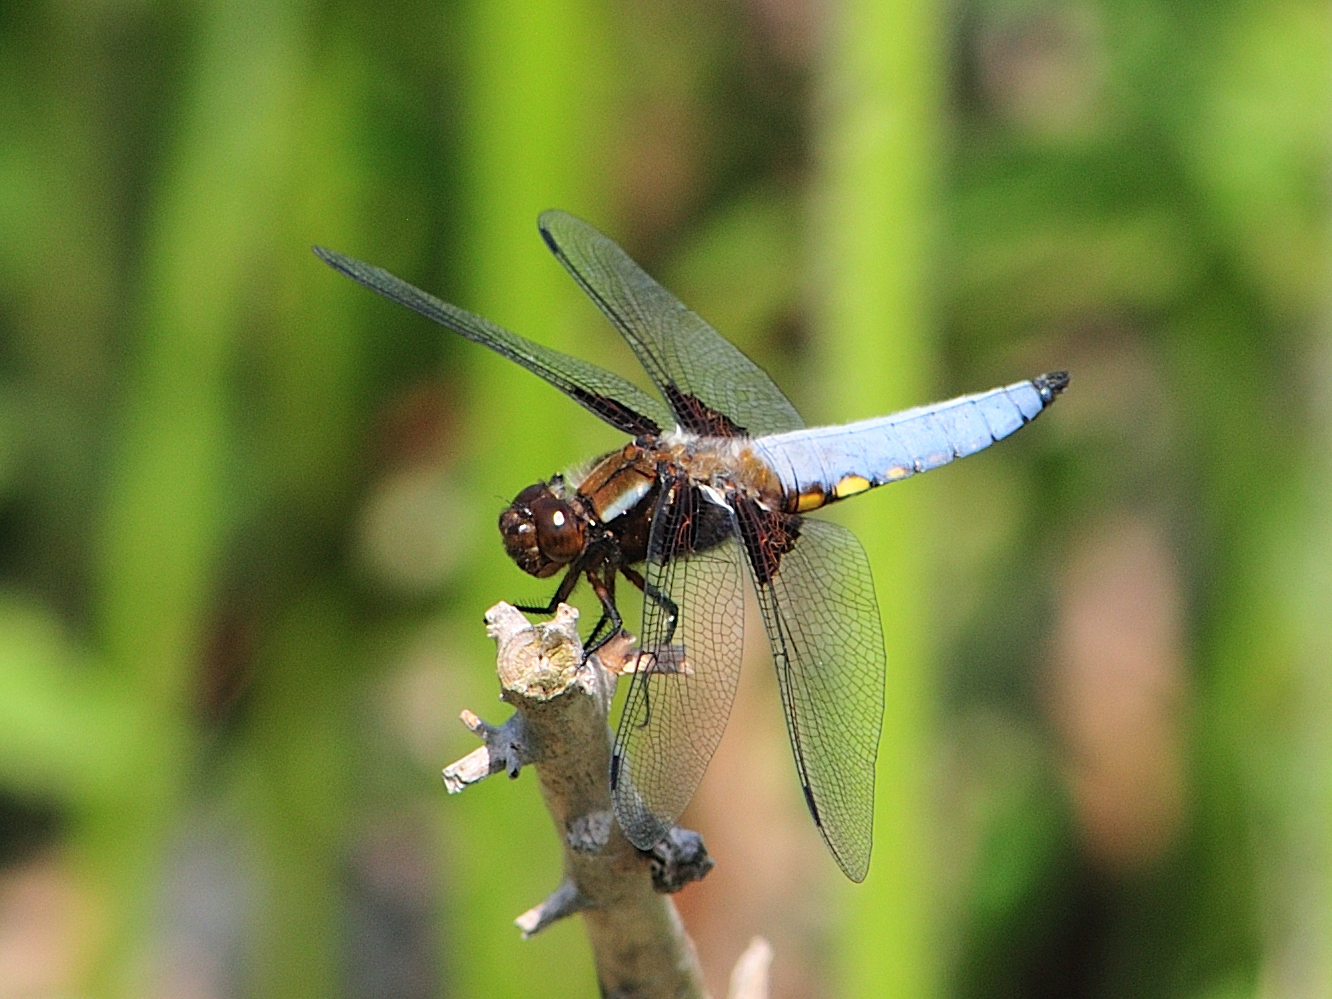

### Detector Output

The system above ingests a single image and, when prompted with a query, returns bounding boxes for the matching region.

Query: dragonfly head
[499,479,587,578]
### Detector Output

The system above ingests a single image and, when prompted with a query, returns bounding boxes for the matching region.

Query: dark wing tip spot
[802,783,821,825]
[537,209,572,254]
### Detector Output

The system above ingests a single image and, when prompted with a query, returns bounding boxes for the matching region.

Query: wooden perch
[442,602,722,998]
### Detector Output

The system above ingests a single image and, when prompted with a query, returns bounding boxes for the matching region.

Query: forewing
[314,246,671,437]
[611,482,745,850]
[733,500,885,882]
[538,210,804,438]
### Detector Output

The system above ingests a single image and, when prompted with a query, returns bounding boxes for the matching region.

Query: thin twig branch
[726,938,773,999]
[443,602,713,998]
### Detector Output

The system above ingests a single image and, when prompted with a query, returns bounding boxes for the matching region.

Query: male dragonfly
[315,211,1066,882]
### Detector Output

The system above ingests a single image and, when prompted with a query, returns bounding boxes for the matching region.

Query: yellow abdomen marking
[833,474,872,499]
[795,488,827,512]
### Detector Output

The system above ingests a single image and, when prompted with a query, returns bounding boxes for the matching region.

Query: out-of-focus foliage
[0,1,1326,998]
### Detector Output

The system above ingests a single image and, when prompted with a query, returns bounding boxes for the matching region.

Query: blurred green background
[0,0,1327,996]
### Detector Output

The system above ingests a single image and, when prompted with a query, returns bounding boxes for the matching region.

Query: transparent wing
[313,246,673,437]
[538,210,804,438]
[733,500,885,882]
[610,481,746,850]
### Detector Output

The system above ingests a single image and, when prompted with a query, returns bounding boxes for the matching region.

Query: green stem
[444,1,616,996]
[83,0,307,993]
[810,0,943,995]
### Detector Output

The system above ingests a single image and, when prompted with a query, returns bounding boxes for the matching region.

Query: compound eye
[532,494,585,564]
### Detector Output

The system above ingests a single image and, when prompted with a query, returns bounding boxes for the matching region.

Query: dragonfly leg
[619,565,681,733]
[513,563,625,658]
[621,566,679,646]
[585,610,612,650]
[513,563,582,617]
[584,571,622,657]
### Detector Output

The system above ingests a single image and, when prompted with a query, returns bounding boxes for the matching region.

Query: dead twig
[442,602,714,998]
[726,938,773,999]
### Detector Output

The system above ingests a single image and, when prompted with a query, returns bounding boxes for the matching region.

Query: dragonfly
[315,211,1066,882]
